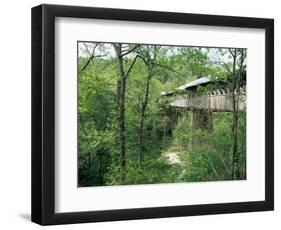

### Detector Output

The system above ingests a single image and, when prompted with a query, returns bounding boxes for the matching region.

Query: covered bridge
[161,77,246,112]
[161,77,246,132]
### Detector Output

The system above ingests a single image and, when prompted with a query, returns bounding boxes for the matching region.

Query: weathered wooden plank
[170,93,246,112]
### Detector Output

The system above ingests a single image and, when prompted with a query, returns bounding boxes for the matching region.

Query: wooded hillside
[78,42,246,186]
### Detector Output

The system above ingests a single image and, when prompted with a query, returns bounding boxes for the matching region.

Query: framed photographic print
[31,4,274,225]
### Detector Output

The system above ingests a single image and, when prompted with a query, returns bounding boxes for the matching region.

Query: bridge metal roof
[177,77,211,90]
[161,76,211,96]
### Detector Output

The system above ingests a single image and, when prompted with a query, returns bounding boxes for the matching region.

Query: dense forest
[78,42,246,187]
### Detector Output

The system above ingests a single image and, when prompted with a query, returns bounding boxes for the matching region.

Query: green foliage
[78,43,246,186]
[171,112,245,182]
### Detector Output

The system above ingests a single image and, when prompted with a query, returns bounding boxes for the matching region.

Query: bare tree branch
[80,43,107,72]
[229,49,235,58]
[121,45,140,57]
[125,54,149,78]
[80,54,106,72]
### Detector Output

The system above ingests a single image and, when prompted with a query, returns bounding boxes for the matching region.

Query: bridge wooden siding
[170,88,246,112]
[162,77,246,112]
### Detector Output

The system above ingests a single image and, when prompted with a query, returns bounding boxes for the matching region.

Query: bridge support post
[191,109,213,132]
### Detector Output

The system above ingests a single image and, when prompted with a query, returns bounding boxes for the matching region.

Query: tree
[112,43,140,184]
[133,45,158,164]
[133,45,187,164]
[78,42,116,186]
[214,48,246,179]
[228,48,246,179]
[78,42,247,186]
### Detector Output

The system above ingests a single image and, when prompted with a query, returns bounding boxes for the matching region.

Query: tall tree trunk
[240,113,247,179]
[231,110,238,179]
[113,43,140,184]
[230,49,238,180]
[119,75,126,184]
[115,47,127,185]
[137,75,151,164]
[119,67,126,184]
[227,48,246,180]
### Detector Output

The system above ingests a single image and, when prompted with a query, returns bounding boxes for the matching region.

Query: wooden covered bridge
[161,77,246,112]
[161,77,246,132]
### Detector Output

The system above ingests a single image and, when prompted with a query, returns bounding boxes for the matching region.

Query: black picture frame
[31,4,274,225]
